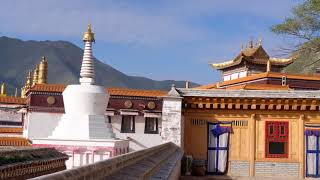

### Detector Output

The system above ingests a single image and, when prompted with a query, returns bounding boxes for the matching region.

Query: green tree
[272,0,320,54]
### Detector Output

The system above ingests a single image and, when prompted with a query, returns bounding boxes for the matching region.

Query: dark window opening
[269,142,285,154]
[121,115,135,133]
[145,117,159,134]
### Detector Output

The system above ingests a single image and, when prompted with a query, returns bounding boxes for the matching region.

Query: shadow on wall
[126,136,147,151]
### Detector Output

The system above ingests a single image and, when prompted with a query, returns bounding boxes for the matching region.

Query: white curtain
[218,132,229,172]
[207,123,229,173]
[307,135,317,176]
[208,124,217,172]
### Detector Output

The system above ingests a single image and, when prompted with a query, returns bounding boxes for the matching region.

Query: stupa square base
[32,138,129,169]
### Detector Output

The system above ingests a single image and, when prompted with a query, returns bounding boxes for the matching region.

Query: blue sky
[0,0,302,85]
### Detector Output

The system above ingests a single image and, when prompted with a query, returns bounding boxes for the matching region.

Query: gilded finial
[258,38,262,46]
[26,70,32,88]
[1,83,7,96]
[21,87,26,98]
[32,65,39,86]
[83,24,95,42]
[249,39,253,48]
[38,57,48,84]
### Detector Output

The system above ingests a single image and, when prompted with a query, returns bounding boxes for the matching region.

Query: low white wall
[111,115,163,151]
[24,112,62,139]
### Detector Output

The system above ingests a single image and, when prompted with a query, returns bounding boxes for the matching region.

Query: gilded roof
[29,84,167,97]
[210,46,293,70]
[0,96,26,105]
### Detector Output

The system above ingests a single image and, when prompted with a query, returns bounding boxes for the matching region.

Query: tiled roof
[107,88,167,97]
[29,84,66,93]
[226,84,291,90]
[210,46,292,70]
[193,83,217,90]
[0,127,23,134]
[177,88,320,99]
[0,96,26,105]
[0,137,31,146]
[29,84,167,97]
[196,72,320,89]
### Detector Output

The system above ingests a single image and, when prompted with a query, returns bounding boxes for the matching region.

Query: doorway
[207,122,231,174]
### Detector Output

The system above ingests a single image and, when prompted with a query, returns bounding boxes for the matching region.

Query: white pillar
[161,85,183,147]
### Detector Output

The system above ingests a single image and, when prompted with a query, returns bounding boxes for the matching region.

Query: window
[265,121,288,158]
[145,117,158,134]
[121,116,135,133]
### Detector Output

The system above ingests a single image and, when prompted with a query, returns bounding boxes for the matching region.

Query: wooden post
[298,114,305,179]
[249,114,256,177]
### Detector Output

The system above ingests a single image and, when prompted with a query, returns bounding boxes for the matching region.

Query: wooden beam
[268,99,274,110]
[220,98,225,109]
[227,99,233,109]
[292,99,298,110]
[284,99,290,110]
[310,100,317,111]
[300,100,307,111]
[260,99,266,110]
[251,99,257,110]
[276,99,282,110]
[243,99,248,109]
[235,99,241,109]
[213,98,218,109]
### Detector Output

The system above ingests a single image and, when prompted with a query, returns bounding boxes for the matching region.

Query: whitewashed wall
[23,112,62,139]
[111,115,163,151]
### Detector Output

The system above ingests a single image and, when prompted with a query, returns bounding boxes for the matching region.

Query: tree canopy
[272,0,320,53]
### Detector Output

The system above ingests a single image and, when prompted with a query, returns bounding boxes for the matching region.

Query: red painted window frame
[265,121,289,158]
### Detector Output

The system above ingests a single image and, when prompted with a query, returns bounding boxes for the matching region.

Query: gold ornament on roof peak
[38,57,48,84]
[83,24,95,42]
[0,83,7,96]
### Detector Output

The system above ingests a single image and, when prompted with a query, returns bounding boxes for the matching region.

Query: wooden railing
[32,142,183,180]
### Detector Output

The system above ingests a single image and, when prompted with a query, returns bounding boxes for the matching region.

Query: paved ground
[181,175,305,180]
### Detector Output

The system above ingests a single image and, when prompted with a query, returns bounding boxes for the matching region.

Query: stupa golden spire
[32,65,39,86]
[83,24,95,42]
[38,56,48,84]
[26,70,32,88]
[80,24,96,85]
[0,83,7,96]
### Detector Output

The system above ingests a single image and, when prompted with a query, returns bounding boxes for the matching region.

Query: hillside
[0,36,198,94]
[282,51,320,75]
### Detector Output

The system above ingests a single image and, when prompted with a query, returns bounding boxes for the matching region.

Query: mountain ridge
[0,36,199,95]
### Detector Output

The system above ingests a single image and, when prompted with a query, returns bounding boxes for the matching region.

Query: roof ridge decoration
[210,43,292,70]
[167,84,181,97]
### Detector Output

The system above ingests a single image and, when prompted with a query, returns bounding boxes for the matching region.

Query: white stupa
[50,24,115,139]
[32,25,129,169]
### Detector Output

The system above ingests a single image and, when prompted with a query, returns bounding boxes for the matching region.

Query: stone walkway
[181,175,305,180]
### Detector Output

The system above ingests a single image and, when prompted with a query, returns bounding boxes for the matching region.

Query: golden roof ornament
[32,65,39,86]
[249,39,253,48]
[0,83,7,96]
[258,38,262,46]
[26,70,32,88]
[83,24,95,42]
[38,56,48,84]
[21,87,26,98]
